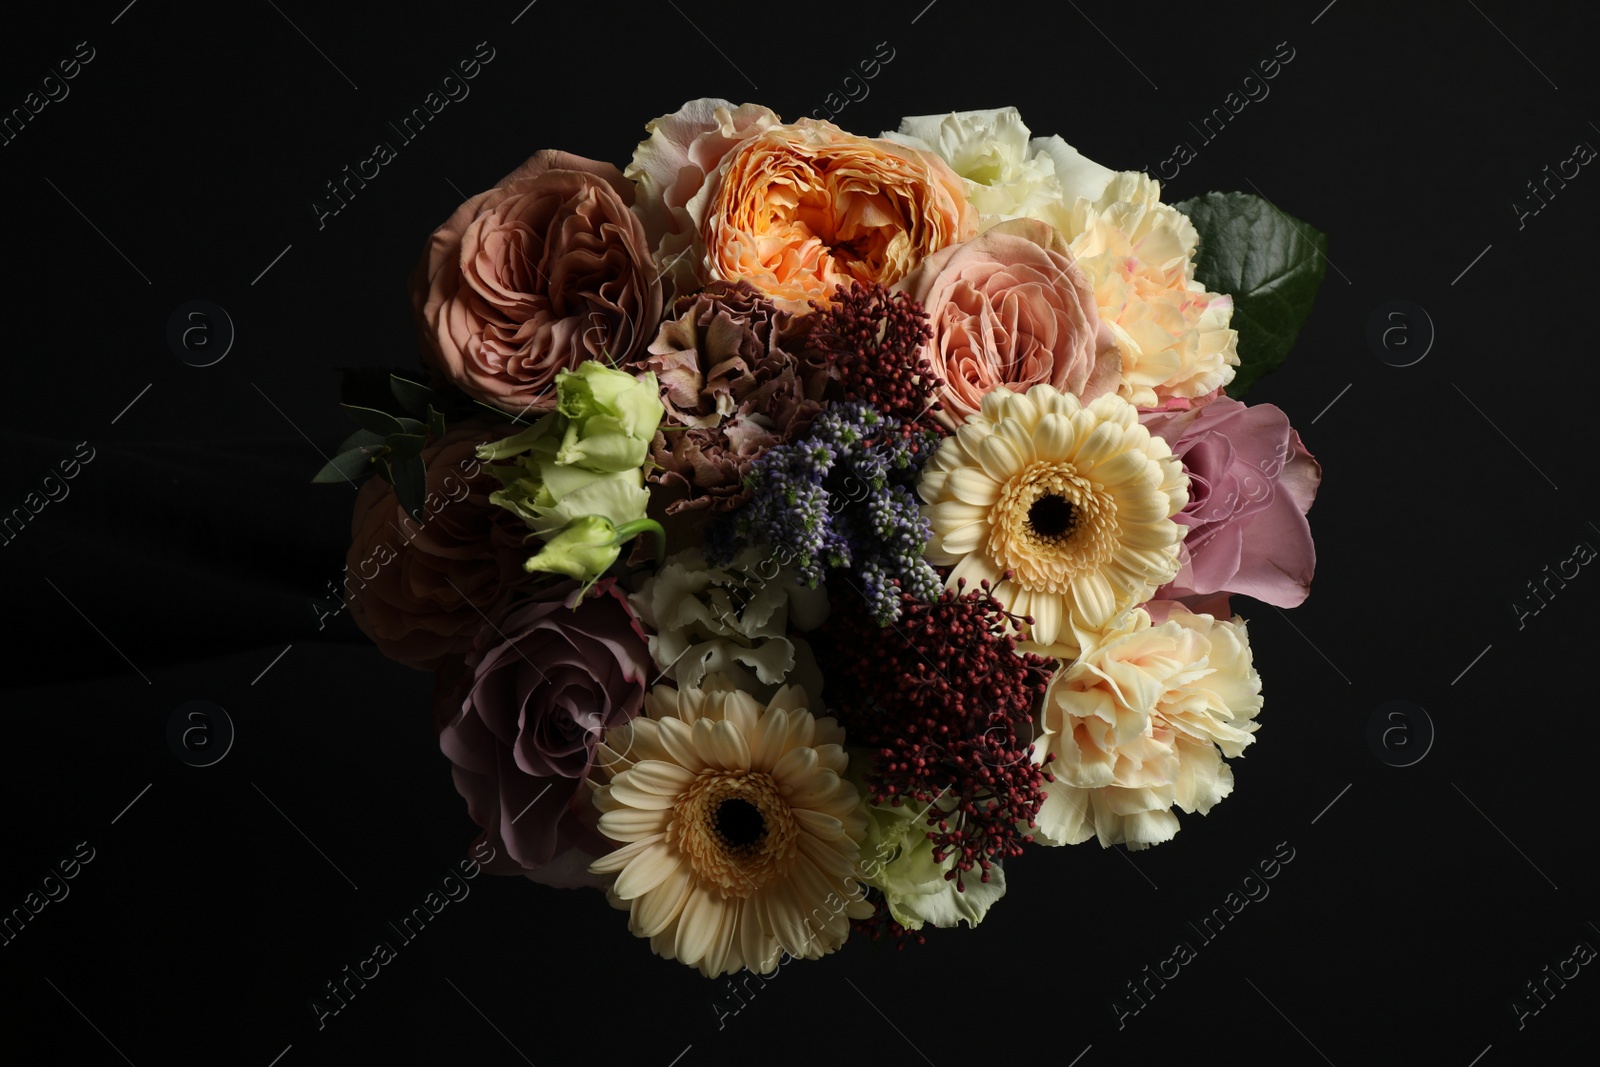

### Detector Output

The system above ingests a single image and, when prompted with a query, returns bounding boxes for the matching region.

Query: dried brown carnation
[627,280,826,514]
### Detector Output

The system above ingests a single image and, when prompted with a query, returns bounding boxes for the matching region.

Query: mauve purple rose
[438,579,651,889]
[1140,398,1321,608]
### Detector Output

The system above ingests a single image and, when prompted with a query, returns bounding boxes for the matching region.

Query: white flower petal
[946,466,1001,506]
[633,862,694,937]
[613,840,680,899]
[598,806,669,842]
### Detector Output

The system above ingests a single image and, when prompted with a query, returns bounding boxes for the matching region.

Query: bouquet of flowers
[320,101,1326,977]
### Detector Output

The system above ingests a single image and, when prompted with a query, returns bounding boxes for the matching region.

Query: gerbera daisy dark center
[1028,493,1076,540]
[713,798,766,848]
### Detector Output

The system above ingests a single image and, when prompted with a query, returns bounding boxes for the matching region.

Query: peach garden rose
[697,119,977,312]
[626,99,783,299]
[896,217,1119,430]
[629,101,977,314]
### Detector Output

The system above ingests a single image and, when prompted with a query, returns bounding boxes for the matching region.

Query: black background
[2,1,1596,1064]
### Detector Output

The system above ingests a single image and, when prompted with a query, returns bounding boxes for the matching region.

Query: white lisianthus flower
[1046,173,1240,409]
[884,107,1115,228]
[629,547,828,700]
[1034,606,1263,850]
[856,797,1006,931]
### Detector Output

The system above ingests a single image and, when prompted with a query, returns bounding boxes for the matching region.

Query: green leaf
[395,416,426,434]
[385,432,427,460]
[391,454,428,520]
[313,447,378,484]
[1172,191,1328,399]
[390,375,437,415]
[341,403,406,436]
[337,427,387,454]
[426,405,448,439]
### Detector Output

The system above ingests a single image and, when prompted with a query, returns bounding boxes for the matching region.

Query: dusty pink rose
[897,218,1119,430]
[1141,398,1320,608]
[438,580,651,889]
[412,151,662,415]
[345,426,533,671]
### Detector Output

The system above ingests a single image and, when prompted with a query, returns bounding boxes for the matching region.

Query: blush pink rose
[1140,398,1320,608]
[897,218,1119,430]
[345,426,534,671]
[412,151,662,415]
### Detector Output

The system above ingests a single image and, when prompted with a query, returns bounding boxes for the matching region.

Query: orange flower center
[673,771,797,898]
[989,461,1116,593]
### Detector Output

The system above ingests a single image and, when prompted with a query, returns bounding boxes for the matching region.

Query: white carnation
[628,547,827,701]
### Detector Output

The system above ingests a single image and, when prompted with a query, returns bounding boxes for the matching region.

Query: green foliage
[1173,191,1328,398]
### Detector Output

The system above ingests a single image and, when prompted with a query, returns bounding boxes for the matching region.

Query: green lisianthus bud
[524,515,625,585]
[557,361,664,444]
[555,414,650,472]
[523,513,667,596]
[474,417,560,463]
[476,360,665,536]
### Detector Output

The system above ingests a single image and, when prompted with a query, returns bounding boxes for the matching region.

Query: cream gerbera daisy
[1033,606,1263,850]
[918,383,1187,658]
[587,681,871,976]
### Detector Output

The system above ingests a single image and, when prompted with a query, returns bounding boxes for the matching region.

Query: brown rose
[411,151,662,415]
[345,426,532,670]
[897,217,1119,430]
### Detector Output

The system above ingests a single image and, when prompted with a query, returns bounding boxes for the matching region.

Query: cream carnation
[918,383,1188,658]
[1047,173,1239,409]
[588,682,872,976]
[1034,607,1263,850]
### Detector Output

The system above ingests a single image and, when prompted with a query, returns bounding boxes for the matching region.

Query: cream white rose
[885,107,1115,228]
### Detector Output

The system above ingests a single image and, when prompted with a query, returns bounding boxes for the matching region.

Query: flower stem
[610,518,666,563]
